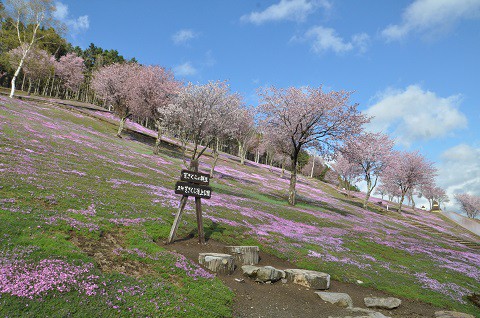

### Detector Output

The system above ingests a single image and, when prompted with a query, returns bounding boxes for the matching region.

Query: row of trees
[0,0,134,102]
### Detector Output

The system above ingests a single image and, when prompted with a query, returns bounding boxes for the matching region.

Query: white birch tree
[4,0,60,97]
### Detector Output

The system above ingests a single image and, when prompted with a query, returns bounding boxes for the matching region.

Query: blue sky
[56,0,479,212]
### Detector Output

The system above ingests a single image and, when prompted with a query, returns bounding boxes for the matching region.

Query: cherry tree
[231,106,256,165]
[91,63,141,137]
[375,184,388,200]
[207,91,242,177]
[8,45,53,94]
[419,184,447,210]
[342,132,395,208]
[4,0,60,98]
[330,154,361,197]
[303,149,324,178]
[381,150,436,212]
[173,81,240,170]
[455,193,479,219]
[258,86,368,205]
[54,52,85,98]
[128,65,181,154]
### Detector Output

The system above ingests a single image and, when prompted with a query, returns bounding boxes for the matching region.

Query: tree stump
[223,246,260,265]
[198,253,235,275]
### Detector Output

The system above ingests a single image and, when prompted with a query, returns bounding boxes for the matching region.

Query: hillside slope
[0,96,479,316]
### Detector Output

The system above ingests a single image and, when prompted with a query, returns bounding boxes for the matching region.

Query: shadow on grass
[214,171,257,185]
[336,196,389,216]
[296,195,353,217]
[185,222,226,242]
[123,129,185,160]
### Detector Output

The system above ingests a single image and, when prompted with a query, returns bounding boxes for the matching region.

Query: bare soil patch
[163,237,444,318]
[69,231,157,278]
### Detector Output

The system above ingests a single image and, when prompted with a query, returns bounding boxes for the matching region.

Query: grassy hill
[0,95,479,317]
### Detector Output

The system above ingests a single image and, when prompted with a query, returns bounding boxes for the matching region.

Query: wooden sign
[168,162,212,245]
[175,181,212,199]
[180,170,210,185]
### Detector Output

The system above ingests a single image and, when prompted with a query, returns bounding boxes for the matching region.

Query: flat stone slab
[349,307,391,318]
[435,311,475,318]
[316,291,353,308]
[241,265,285,282]
[285,268,330,290]
[364,297,401,309]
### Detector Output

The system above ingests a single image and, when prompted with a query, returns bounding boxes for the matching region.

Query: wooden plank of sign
[175,181,212,199]
[180,170,210,185]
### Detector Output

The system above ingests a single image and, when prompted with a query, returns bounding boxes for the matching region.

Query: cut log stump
[223,246,259,265]
[198,253,235,275]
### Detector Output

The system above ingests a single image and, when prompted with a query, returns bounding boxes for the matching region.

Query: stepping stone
[285,268,330,290]
[198,253,234,275]
[315,291,353,308]
[241,265,285,282]
[224,246,259,265]
[435,311,475,318]
[364,297,401,309]
[349,307,391,318]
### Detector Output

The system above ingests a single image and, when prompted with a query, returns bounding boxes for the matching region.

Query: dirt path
[162,238,442,318]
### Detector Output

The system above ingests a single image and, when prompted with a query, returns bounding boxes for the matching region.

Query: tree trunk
[363,176,378,209]
[42,77,50,96]
[27,78,32,96]
[117,116,127,137]
[153,120,163,155]
[210,138,220,177]
[238,141,242,157]
[49,77,55,96]
[21,73,26,91]
[288,150,299,206]
[398,192,406,212]
[310,155,315,178]
[10,50,29,98]
[36,78,41,94]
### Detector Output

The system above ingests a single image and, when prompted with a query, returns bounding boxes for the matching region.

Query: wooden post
[168,159,209,245]
[195,197,205,244]
[167,195,188,244]
[192,159,205,244]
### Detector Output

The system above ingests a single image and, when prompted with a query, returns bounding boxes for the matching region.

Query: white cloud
[352,33,370,53]
[54,1,68,20]
[437,144,480,212]
[69,15,89,32]
[54,2,89,33]
[293,26,369,54]
[174,62,197,77]
[172,29,197,45]
[364,85,467,146]
[382,0,480,41]
[240,0,331,24]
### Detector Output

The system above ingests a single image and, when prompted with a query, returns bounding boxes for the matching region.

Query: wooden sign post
[167,167,211,244]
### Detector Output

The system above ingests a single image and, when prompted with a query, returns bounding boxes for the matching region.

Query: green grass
[0,96,479,316]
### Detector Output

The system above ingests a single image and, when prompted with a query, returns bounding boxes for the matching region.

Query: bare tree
[4,0,62,98]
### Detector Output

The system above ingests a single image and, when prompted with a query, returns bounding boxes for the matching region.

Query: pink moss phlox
[414,272,471,303]
[0,259,99,298]
[171,252,214,280]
